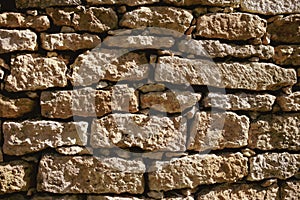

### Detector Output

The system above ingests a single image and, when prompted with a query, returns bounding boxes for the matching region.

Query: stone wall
[0,0,299,199]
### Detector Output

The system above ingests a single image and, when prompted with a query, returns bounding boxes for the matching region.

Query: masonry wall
[0,0,299,199]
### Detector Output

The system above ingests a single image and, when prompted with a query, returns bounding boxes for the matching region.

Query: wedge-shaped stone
[41,86,139,119]
[249,114,300,151]
[41,33,101,51]
[3,121,88,156]
[204,93,276,111]
[241,0,300,15]
[91,114,186,151]
[248,153,300,181]
[120,7,193,34]
[16,0,81,8]
[148,153,248,191]
[0,29,37,54]
[0,161,33,194]
[197,183,279,200]
[277,92,300,112]
[196,13,266,40]
[86,0,159,6]
[188,112,249,151]
[281,181,300,200]
[37,155,145,194]
[274,45,300,66]
[5,54,68,92]
[163,0,240,7]
[46,6,118,33]
[156,57,297,91]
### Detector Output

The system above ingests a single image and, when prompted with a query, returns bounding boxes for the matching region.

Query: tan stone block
[163,0,240,7]
[86,0,159,6]
[281,180,300,200]
[274,45,300,66]
[277,92,300,112]
[16,0,82,8]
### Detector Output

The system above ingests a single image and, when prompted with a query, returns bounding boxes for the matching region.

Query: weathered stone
[0,13,50,31]
[163,0,240,7]
[41,86,138,119]
[268,15,300,44]
[281,181,300,200]
[3,121,88,156]
[120,7,193,34]
[46,7,118,33]
[197,183,279,200]
[274,45,300,66]
[141,90,201,113]
[32,195,80,200]
[241,0,300,15]
[56,146,93,155]
[188,112,249,151]
[156,57,297,91]
[204,93,276,111]
[277,92,300,112]
[249,114,300,151]
[178,40,274,60]
[37,155,145,194]
[0,161,33,194]
[5,54,68,92]
[71,51,149,86]
[41,33,101,51]
[16,0,82,8]
[139,83,165,93]
[0,94,36,118]
[248,153,300,181]
[148,153,248,191]
[86,0,159,6]
[91,114,186,151]
[196,13,266,40]
[87,196,145,200]
[0,29,37,54]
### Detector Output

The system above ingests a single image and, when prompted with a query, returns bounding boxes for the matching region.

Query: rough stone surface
[163,0,240,7]
[281,181,300,200]
[196,13,267,40]
[156,57,297,91]
[86,0,159,6]
[56,146,93,156]
[197,183,279,200]
[0,161,33,194]
[277,92,300,112]
[148,153,248,191]
[0,13,50,31]
[248,153,300,181]
[16,0,82,8]
[140,90,201,113]
[241,0,300,15]
[5,54,68,92]
[32,195,80,200]
[90,114,186,151]
[41,33,101,51]
[37,155,145,194]
[3,121,88,156]
[274,45,300,66]
[120,7,193,33]
[188,112,249,151]
[204,93,276,111]
[249,114,300,151]
[0,94,36,118]
[41,86,139,119]
[0,29,37,54]
[46,7,118,33]
[268,15,300,44]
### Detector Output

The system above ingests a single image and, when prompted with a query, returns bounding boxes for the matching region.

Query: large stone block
[277,92,300,112]
[16,0,82,8]
[274,45,300,66]
[86,0,159,6]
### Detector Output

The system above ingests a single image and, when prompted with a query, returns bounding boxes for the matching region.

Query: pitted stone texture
[87,197,193,200]
[71,51,149,86]
[249,114,300,151]
[163,0,240,7]
[0,13,50,31]
[156,57,297,91]
[141,90,201,113]
[241,0,300,15]
[178,40,274,60]
[5,54,67,92]
[204,93,276,111]
[274,45,300,66]
[148,153,248,191]
[41,86,138,119]
[120,7,193,34]
[16,0,82,8]
[0,161,33,194]
[248,153,300,181]
[188,112,249,151]
[268,15,300,44]
[46,7,118,33]
[37,155,145,194]
[196,13,266,40]
[281,181,300,200]
[87,0,159,6]
[0,94,36,118]
[3,121,88,156]
[91,114,186,151]
[0,29,37,54]
[277,92,300,112]
[197,183,279,200]
[41,33,101,51]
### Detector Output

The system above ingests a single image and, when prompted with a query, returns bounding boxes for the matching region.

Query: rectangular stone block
[274,45,300,66]
[86,0,159,6]
[163,0,240,7]
[16,0,82,8]
[277,92,300,112]
[281,181,300,200]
